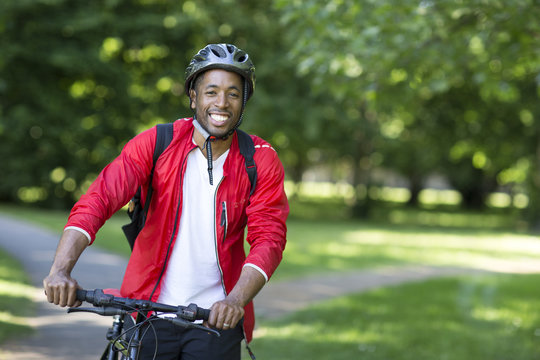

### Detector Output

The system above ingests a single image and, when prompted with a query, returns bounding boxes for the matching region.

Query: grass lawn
[0,248,36,343]
[249,273,540,360]
[1,201,539,359]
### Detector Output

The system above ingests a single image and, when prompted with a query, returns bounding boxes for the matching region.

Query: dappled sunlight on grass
[385,207,521,229]
[256,321,369,345]
[0,311,31,327]
[0,250,36,343]
[0,280,36,300]
[343,229,540,256]
[273,218,540,280]
[251,274,540,360]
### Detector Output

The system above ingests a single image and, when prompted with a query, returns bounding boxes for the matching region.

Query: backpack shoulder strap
[236,129,257,196]
[141,123,174,221]
[153,123,174,164]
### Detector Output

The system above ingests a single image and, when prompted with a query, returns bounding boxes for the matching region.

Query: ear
[189,88,196,110]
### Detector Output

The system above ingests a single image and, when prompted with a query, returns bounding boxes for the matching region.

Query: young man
[43,43,289,359]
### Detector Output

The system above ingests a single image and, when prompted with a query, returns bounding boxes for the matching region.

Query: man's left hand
[208,297,245,330]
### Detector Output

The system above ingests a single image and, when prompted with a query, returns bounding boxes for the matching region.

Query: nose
[214,92,229,108]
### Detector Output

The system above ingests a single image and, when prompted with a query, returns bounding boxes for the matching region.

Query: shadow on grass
[0,320,34,344]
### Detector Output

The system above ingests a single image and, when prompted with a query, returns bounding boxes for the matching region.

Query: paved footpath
[1,213,540,359]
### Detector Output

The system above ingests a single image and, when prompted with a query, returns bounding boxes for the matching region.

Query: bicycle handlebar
[74,289,211,322]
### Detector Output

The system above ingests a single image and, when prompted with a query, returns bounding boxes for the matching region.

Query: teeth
[211,114,228,122]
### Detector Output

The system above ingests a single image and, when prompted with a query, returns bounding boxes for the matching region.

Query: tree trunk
[407,174,423,207]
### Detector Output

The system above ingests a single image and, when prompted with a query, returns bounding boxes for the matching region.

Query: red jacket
[66,118,289,342]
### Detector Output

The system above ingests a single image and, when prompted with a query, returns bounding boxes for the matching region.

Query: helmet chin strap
[192,118,218,186]
[192,79,249,185]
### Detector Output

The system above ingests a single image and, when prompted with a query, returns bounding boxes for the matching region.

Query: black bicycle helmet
[185,43,255,100]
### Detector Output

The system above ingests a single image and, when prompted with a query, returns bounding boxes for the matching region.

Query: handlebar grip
[76,288,100,303]
[76,289,89,302]
[76,289,112,305]
[197,307,210,321]
[179,303,211,321]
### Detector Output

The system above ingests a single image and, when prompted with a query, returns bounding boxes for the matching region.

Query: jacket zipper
[214,177,227,296]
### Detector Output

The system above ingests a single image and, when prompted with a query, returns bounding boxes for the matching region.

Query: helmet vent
[210,46,226,58]
[236,53,247,63]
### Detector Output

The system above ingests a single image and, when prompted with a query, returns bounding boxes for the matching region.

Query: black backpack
[121,123,257,250]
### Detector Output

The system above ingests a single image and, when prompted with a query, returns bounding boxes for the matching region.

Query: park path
[1,213,540,359]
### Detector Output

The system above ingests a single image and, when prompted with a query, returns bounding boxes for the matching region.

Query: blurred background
[1,0,539,223]
[1,1,540,359]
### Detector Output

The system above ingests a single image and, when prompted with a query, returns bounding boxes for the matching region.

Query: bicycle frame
[102,314,125,360]
[69,289,217,360]
[101,313,149,360]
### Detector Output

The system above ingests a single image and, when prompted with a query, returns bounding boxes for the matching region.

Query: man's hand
[43,271,81,307]
[43,229,88,308]
[207,266,266,330]
[208,297,245,330]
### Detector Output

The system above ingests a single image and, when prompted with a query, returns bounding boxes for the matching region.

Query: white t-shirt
[157,147,229,309]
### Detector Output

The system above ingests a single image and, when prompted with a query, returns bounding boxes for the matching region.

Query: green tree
[0,0,192,207]
[0,0,313,209]
[275,0,540,219]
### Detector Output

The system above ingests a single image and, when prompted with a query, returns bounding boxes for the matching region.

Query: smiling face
[189,69,244,139]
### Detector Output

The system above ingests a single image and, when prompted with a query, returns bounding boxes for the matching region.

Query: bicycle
[68,288,219,360]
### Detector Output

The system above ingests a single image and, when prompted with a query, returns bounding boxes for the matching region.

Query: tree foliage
[0,0,306,207]
[1,0,540,223]
[275,0,540,217]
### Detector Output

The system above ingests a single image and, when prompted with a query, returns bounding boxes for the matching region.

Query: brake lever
[166,317,221,337]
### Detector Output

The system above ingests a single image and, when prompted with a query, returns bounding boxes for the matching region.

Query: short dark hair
[191,72,206,94]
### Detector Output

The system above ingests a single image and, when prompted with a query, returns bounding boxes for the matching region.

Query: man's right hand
[43,228,89,307]
[43,271,82,307]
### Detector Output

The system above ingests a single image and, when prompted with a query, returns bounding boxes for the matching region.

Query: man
[43,43,289,359]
